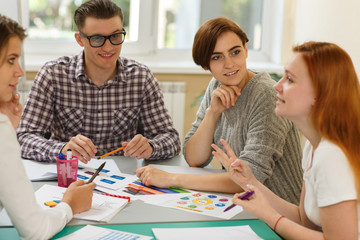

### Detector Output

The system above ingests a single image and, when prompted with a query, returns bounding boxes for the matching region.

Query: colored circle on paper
[215,203,226,207]
[187,205,197,208]
[219,198,229,202]
[177,201,187,205]
[180,197,190,200]
[205,206,215,210]
[207,195,217,198]
[193,198,211,205]
[193,193,202,197]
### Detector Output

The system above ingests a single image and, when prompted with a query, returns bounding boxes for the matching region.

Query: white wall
[292,0,360,76]
[0,0,19,21]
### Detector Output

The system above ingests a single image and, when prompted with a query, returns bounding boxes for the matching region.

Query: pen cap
[66,149,72,160]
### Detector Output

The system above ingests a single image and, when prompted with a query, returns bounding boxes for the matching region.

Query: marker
[97,146,124,160]
[58,153,66,186]
[66,149,72,160]
[66,149,72,181]
[223,190,255,212]
[87,162,106,184]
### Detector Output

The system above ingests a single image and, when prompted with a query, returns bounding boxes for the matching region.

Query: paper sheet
[110,164,224,201]
[22,159,57,181]
[22,158,122,183]
[152,225,263,240]
[77,160,137,191]
[35,184,129,222]
[152,191,243,219]
[57,225,152,240]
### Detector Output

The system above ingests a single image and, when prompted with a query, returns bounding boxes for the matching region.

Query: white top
[302,138,360,231]
[0,113,72,240]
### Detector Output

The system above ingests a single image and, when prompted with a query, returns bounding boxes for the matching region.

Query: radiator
[159,81,186,141]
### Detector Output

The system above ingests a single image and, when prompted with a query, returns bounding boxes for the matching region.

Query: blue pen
[58,153,65,160]
[223,190,255,212]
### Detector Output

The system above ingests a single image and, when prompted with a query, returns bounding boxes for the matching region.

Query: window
[157,0,262,50]
[19,0,284,72]
[28,0,132,40]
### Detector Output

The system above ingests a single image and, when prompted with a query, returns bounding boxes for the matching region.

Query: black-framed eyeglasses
[79,28,126,48]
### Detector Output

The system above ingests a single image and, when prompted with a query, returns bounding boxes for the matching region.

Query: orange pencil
[97,146,124,160]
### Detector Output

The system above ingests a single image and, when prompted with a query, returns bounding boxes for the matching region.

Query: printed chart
[77,160,137,193]
[121,180,191,196]
[158,192,243,219]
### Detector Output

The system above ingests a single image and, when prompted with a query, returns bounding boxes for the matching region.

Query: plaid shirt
[17,51,180,162]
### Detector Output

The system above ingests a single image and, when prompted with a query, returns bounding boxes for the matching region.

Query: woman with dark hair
[0,14,95,240]
[213,41,360,239]
[137,17,303,205]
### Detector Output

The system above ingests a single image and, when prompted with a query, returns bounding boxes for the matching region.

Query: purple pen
[223,190,255,212]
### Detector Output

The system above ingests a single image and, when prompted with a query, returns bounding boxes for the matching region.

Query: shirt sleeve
[17,65,66,162]
[140,70,181,160]
[0,115,72,240]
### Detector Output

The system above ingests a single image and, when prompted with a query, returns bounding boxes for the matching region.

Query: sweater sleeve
[239,82,293,183]
[0,114,72,240]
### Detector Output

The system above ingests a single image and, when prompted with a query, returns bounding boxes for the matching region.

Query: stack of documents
[35,184,129,222]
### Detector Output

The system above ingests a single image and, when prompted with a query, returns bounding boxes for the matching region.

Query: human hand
[212,139,256,188]
[208,85,241,115]
[61,180,96,214]
[0,93,22,129]
[62,134,97,164]
[122,134,153,159]
[136,165,174,188]
[232,185,279,223]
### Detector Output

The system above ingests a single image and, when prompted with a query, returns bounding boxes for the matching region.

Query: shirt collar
[75,51,86,79]
[75,51,127,84]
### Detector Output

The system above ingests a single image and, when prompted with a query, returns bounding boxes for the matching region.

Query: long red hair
[294,41,360,197]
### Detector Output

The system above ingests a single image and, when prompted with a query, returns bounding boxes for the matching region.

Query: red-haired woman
[213,41,360,239]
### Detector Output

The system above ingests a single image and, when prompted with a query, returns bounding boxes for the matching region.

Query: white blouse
[0,113,72,240]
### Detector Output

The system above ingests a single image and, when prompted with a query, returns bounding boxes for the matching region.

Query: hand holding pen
[224,190,255,212]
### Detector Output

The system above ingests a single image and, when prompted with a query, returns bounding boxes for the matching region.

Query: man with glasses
[17,0,180,163]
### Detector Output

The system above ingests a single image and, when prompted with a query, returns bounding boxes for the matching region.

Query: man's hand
[62,134,97,163]
[122,134,153,159]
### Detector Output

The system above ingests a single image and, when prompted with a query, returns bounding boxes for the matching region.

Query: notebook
[35,184,129,222]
